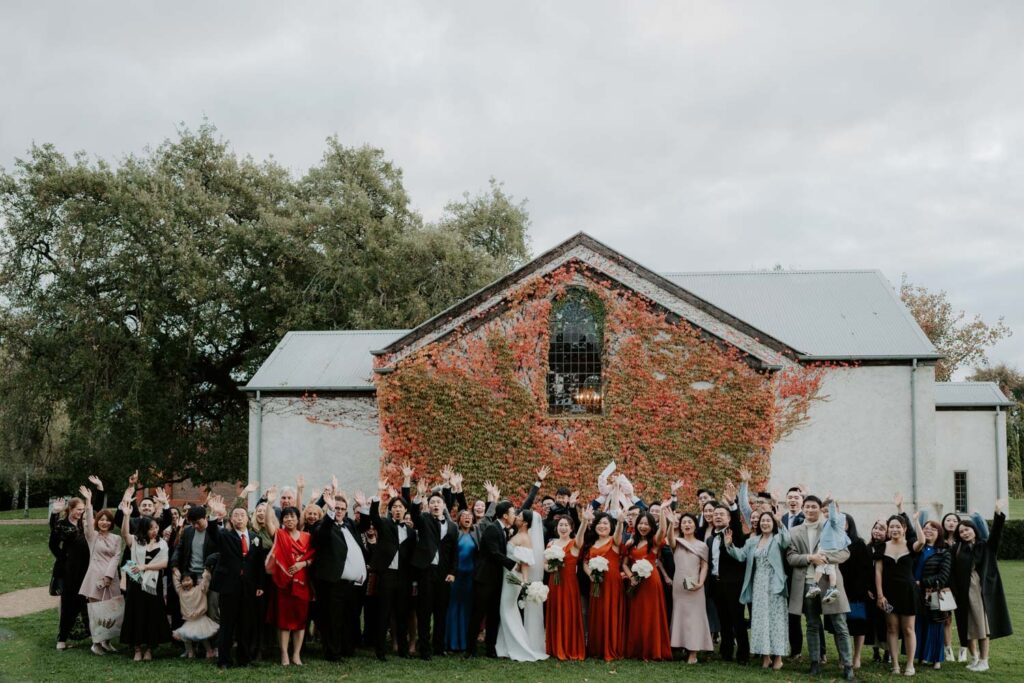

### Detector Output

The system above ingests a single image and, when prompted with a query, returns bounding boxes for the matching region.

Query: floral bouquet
[121,559,143,583]
[588,555,610,597]
[626,558,654,596]
[506,573,550,609]
[544,545,566,585]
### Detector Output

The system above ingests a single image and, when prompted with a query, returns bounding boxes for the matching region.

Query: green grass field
[0,507,48,521]
[1,525,1022,682]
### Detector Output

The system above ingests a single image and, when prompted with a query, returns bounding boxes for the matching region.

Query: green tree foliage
[900,275,1012,381]
[969,364,1024,497]
[0,124,530,488]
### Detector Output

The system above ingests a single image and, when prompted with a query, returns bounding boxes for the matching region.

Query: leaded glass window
[547,289,603,415]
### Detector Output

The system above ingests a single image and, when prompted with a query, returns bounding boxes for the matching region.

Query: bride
[495,509,548,661]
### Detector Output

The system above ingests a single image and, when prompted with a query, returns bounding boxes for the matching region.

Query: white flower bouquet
[588,555,610,597]
[506,572,549,608]
[627,558,654,596]
[544,544,566,584]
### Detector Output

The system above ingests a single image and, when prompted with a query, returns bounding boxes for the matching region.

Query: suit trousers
[711,575,750,663]
[217,588,257,668]
[316,578,364,660]
[375,570,409,658]
[416,566,451,657]
[467,579,501,657]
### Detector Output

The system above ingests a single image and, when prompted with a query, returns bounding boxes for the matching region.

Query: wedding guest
[369,480,415,661]
[912,518,951,670]
[622,507,672,661]
[706,490,749,665]
[951,500,1012,673]
[316,486,368,662]
[249,499,275,660]
[874,514,918,675]
[118,499,172,662]
[77,487,122,656]
[725,510,790,670]
[445,508,477,653]
[265,498,315,666]
[866,518,889,664]
[669,513,713,663]
[171,568,219,659]
[786,495,854,681]
[544,513,586,660]
[49,493,92,651]
[583,507,625,661]
[835,514,872,670]
[697,501,715,541]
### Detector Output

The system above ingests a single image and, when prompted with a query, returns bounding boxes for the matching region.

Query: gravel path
[0,518,48,526]
[0,586,58,618]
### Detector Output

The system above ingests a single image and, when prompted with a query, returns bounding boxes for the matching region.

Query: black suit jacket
[407,500,458,574]
[473,521,517,588]
[313,513,368,583]
[368,502,417,575]
[781,511,805,530]
[171,525,219,575]
[209,523,262,594]
[705,508,747,583]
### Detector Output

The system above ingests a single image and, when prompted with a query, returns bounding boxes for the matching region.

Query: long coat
[951,512,1012,644]
[785,521,851,616]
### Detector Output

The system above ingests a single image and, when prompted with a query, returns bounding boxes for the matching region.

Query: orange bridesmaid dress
[624,540,672,660]
[545,541,585,660]
[586,540,625,661]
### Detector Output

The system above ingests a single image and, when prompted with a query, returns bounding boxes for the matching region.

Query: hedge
[998,518,1024,560]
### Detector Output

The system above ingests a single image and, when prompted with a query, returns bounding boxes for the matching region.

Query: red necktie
[240,533,249,557]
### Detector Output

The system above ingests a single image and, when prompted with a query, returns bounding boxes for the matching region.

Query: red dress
[586,540,624,661]
[545,540,585,660]
[624,540,672,660]
[268,529,315,631]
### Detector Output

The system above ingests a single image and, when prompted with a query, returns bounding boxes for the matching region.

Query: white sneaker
[966,659,980,671]
[806,584,822,598]
[944,645,955,661]
[958,647,969,662]
[973,660,989,672]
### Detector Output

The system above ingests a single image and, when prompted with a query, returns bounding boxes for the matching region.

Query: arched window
[547,288,603,415]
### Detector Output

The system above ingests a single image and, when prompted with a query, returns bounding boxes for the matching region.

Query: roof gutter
[240,385,377,393]
[910,359,918,510]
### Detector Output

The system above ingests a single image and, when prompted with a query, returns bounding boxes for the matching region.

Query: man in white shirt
[316,492,368,661]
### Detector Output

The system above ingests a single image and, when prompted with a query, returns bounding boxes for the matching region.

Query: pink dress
[670,537,713,651]
[78,506,123,602]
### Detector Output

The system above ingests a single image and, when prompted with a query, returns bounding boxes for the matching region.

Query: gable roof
[663,270,939,360]
[372,232,795,369]
[934,381,1014,408]
[244,330,408,392]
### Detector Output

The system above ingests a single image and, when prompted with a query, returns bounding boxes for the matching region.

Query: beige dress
[670,537,714,651]
[967,569,990,639]
[78,506,123,602]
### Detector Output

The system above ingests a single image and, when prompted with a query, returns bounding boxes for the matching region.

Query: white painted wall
[769,364,936,525]
[933,409,1008,518]
[248,395,383,500]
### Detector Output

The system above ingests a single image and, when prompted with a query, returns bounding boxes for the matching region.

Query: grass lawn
[1,526,1022,682]
[0,525,53,594]
[0,507,48,521]
[1010,498,1024,519]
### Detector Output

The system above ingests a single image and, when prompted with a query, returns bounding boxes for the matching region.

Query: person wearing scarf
[265,503,315,666]
[118,498,172,661]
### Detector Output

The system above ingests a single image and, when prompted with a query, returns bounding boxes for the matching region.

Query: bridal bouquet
[506,573,550,609]
[626,558,654,596]
[588,555,610,597]
[544,545,566,585]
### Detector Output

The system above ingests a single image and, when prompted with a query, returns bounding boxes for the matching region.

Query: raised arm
[737,470,753,525]
[521,466,548,512]
[119,498,134,547]
[988,500,1006,554]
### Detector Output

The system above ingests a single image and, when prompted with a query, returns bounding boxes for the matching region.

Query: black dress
[838,539,873,637]
[49,515,92,642]
[120,545,173,648]
[875,545,919,616]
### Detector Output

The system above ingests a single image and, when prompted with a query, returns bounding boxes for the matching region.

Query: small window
[547,288,603,415]
[954,471,968,514]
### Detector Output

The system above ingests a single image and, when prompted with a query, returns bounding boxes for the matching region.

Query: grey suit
[786,520,852,667]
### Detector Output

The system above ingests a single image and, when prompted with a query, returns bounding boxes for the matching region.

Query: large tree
[900,276,1011,381]
[969,363,1024,496]
[0,124,530,489]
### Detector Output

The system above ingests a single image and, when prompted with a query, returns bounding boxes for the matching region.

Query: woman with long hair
[249,499,275,660]
[583,507,625,661]
[912,518,952,670]
[49,491,93,651]
[265,504,315,666]
[951,500,1012,673]
[118,498,172,661]
[77,486,122,656]
[725,509,790,670]
[622,507,672,661]
[874,515,918,675]
[669,512,713,663]
[545,513,586,660]
[836,513,872,669]
[444,508,476,653]
[866,518,889,664]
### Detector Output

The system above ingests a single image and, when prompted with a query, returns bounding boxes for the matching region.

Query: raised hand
[52,497,67,514]
[440,464,453,482]
[739,468,751,483]
[354,491,367,509]
[78,485,92,501]
[569,491,580,507]
[724,528,733,545]
[582,506,595,523]
[330,475,338,497]
[296,474,305,489]
[154,487,169,506]
[119,498,132,514]
[88,475,104,491]
[536,465,551,482]
[266,485,278,504]
[451,473,463,491]
[401,462,414,479]
[243,480,259,495]
[893,492,904,511]
[723,480,737,503]
[995,498,1006,514]
[377,479,389,495]
[416,479,428,497]
[128,470,139,486]
[670,479,684,495]
[121,485,135,504]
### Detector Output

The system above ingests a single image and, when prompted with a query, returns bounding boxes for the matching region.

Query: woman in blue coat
[725,510,790,671]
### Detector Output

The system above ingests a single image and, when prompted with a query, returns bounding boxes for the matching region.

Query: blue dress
[914,546,945,664]
[445,532,476,651]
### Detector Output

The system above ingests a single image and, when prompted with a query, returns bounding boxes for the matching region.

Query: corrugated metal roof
[244,330,408,391]
[662,270,939,359]
[934,381,1014,408]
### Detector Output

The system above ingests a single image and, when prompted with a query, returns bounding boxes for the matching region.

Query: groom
[466,500,519,658]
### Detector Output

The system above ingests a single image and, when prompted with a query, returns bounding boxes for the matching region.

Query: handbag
[928,588,957,612]
[848,600,867,621]
[87,596,125,643]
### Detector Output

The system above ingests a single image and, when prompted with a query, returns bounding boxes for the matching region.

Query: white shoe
[966,659,980,671]
[958,647,969,662]
[973,659,989,672]
[944,645,954,661]
[90,644,106,656]
[56,642,67,651]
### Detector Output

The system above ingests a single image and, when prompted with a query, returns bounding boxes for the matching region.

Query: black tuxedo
[368,501,416,659]
[208,523,262,668]
[706,508,749,663]
[409,500,459,658]
[467,520,517,657]
[313,512,368,660]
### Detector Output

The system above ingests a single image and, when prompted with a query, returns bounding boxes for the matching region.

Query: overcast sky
[2,2,1021,375]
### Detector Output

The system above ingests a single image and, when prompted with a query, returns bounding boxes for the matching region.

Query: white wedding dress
[494,516,548,661]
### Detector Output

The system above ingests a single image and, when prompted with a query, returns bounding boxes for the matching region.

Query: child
[171,569,219,658]
[806,496,849,604]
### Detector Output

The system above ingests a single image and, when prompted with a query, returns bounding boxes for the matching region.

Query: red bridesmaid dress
[624,540,672,660]
[586,540,625,661]
[545,540,585,660]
